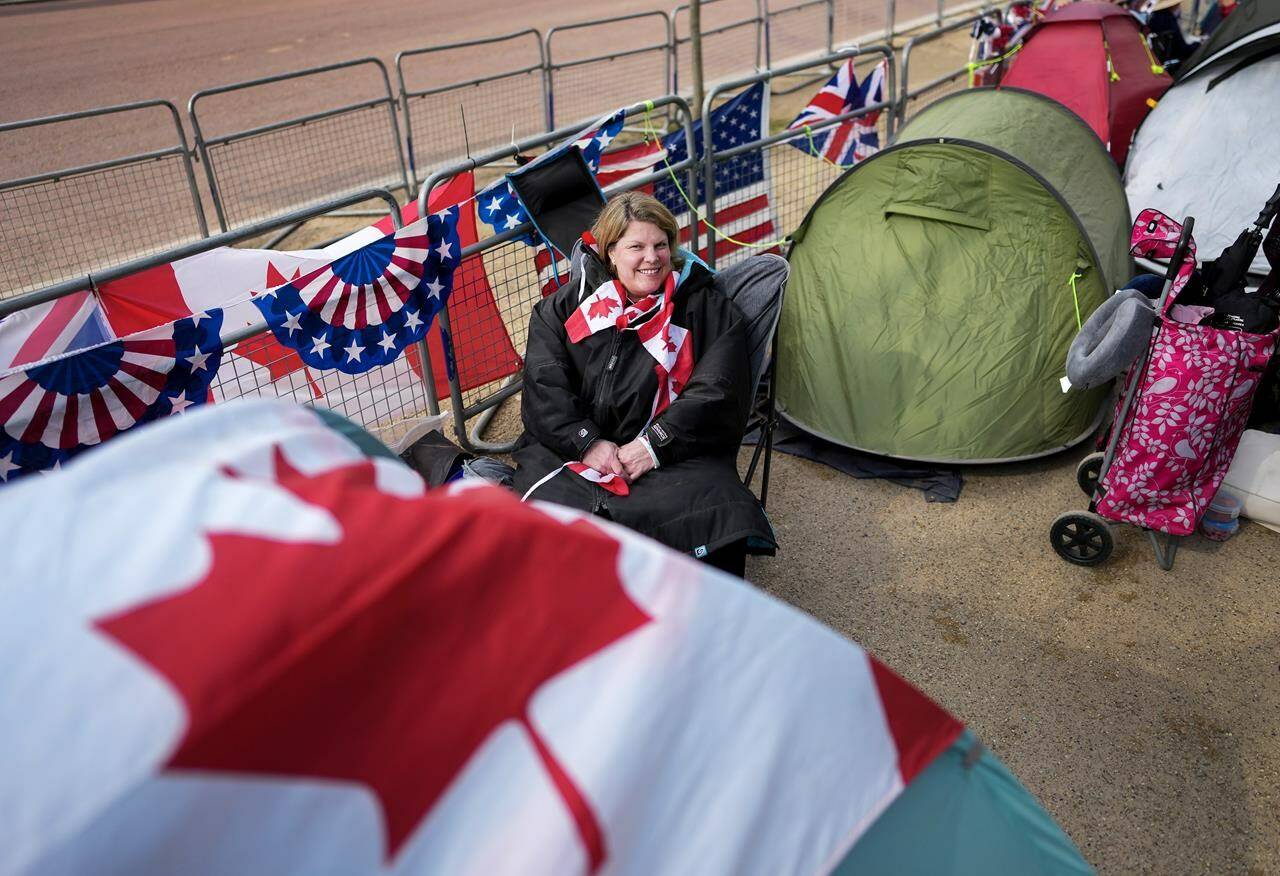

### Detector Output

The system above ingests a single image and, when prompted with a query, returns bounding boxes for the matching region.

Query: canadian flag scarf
[565,270,694,420]
[537,266,696,497]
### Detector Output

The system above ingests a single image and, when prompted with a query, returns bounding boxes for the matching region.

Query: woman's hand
[617,439,656,482]
[582,440,626,478]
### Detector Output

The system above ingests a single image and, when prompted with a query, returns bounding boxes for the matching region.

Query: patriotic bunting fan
[253,210,460,375]
[0,310,224,483]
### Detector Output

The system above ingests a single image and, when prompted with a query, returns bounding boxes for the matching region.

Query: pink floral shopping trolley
[1050,211,1279,570]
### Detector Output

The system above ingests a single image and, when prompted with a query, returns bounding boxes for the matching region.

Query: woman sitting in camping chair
[512,192,775,576]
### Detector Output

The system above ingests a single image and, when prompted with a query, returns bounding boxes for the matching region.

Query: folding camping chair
[712,254,789,509]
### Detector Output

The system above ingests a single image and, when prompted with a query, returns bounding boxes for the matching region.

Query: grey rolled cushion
[1066,288,1156,390]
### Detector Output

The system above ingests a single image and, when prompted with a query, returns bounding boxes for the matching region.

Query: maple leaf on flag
[95,452,651,870]
[587,294,620,321]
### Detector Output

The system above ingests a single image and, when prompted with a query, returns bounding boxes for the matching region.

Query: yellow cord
[1139,33,1166,75]
[1103,36,1121,82]
[641,100,792,252]
[799,124,862,169]
[965,42,1023,86]
[1068,271,1084,330]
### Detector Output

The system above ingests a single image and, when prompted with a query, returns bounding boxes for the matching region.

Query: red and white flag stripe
[0,291,114,371]
[565,462,630,496]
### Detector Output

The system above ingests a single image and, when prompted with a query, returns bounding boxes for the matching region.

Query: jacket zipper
[593,332,623,425]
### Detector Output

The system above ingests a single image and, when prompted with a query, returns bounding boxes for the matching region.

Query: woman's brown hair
[590,191,685,275]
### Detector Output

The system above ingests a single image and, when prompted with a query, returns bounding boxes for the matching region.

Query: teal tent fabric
[832,730,1094,874]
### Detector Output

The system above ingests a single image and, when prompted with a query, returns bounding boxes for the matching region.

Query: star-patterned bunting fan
[477,108,627,245]
[0,310,224,483]
[252,209,461,375]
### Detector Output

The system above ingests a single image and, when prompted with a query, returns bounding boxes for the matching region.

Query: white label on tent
[1060,375,1072,394]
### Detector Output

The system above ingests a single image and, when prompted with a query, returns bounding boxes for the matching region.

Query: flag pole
[690,0,705,120]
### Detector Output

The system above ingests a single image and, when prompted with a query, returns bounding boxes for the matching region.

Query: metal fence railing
[701,46,897,270]
[764,0,835,66]
[896,9,993,126]
[189,58,411,233]
[832,0,895,43]
[545,12,674,130]
[673,0,766,94]
[0,100,208,301]
[415,94,701,453]
[4,2,973,385]
[0,188,444,448]
[396,30,550,184]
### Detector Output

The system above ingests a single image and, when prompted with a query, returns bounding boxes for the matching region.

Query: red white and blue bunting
[0,310,224,483]
[252,210,461,375]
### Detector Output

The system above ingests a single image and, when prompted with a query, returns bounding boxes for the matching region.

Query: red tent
[999,1,1171,165]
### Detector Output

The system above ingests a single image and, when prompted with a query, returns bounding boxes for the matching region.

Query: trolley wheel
[1050,511,1114,567]
[1076,452,1105,497]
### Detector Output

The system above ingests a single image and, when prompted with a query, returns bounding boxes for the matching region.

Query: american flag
[535,82,777,295]
[656,81,777,267]
[786,59,888,167]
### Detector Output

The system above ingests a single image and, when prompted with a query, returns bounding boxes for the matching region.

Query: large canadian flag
[1,401,964,875]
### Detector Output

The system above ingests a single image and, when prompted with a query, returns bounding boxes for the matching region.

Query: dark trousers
[701,540,747,578]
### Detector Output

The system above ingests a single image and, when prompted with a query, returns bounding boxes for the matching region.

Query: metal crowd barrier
[545,12,674,130]
[829,0,895,43]
[189,58,412,233]
[896,9,992,125]
[415,94,701,453]
[0,189,444,440]
[701,46,897,269]
[0,100,208,301]
[937,0,992,26]
[673,0,765,94]
[396,30,550,184]
[764,0,836,67]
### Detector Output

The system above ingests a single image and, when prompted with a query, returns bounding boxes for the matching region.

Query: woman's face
[610,220,673,298]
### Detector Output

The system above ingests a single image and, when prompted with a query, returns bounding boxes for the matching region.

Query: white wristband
[638,433,660,469]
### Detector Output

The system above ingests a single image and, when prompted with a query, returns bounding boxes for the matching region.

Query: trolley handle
[1154,216,1194,315]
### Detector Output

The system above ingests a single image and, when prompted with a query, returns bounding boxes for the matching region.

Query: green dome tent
[778,88,1132,463]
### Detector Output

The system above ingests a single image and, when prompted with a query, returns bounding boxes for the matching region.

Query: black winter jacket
[512,246,775,557]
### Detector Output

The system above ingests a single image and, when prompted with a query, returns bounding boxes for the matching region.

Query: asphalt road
[0,0,663,176]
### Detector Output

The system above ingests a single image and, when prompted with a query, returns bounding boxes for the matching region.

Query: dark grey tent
[778,88,1131,463]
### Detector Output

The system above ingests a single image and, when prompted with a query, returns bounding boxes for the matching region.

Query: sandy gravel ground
[474,367,1280,875]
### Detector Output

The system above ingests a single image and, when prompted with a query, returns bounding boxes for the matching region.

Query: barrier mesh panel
[213,329,436,444]
[455,236,541,410]
[404,70,546,179]
[204,103,405,230]
[1,155,203,299]
[834,0,891,40]
[548,48,670,129]
[766,1,831,65]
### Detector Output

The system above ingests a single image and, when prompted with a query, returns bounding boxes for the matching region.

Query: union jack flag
[0,291,114,371]
[786,59,888,168]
